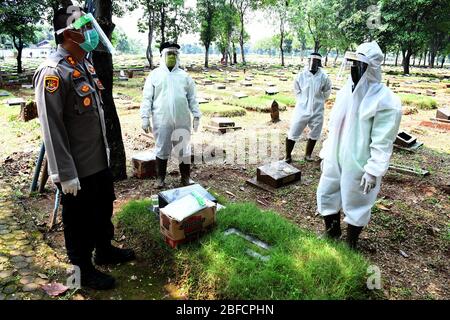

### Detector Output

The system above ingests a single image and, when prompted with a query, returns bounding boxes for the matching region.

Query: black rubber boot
[304,139,317,161]
[284,138,296,164]
[94,245,136,266]
[323,213,342,239]
[155,157,168,189]
[79,264,116,290]
[346,224,363,249]
[179,161,195,186]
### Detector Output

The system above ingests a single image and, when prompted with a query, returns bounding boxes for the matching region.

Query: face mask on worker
[166,53,177,69]
[56,12,115,54]
[308,54,322,74]
[337,51,370,90]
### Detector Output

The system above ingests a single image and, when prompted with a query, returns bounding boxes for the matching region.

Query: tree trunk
[92,0,127,181]
[334,49,339,65]
[280,36,284,67]
[429,49,437,68]
[422,50,427,67]
[12,35,23,74]
[440,55,445,68]
[239,13,246,65]
[402,49,412,74]
[418,52,422,67]
[232,42,237,65]
[383,52,386,65]
[314,40,320,53]
[395,50,399,66]
[146,10,154,68]
[204,44,209,68]
[160,7,166,44]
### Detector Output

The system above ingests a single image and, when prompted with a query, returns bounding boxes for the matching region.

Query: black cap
[160,42,181,53]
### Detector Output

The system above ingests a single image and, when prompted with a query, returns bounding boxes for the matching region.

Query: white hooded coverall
[288,67,332,141]
[140,50,201,160]
[316,41,402,227]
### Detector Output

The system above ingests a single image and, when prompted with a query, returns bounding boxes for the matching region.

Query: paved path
[0,182,70,300]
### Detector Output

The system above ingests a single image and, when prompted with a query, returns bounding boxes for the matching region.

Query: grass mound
[200,102,246,117]
[116,201,369,300]
[226,94,294,112]
[399,93,437,110]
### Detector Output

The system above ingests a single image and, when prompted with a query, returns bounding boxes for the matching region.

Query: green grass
[399,93,437,110]
[226,94,292,112]
[200,102,246,117]
[116,201,370,300]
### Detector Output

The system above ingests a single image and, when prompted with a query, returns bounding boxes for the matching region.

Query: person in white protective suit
[316,41,402,249]
[285,52,332,163]
[140,42,201,188]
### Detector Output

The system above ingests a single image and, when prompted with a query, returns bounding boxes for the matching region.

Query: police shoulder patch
[44,75,60,93]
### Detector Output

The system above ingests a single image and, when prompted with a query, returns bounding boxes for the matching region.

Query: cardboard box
[160,202,217,248]
[256,161,301,188]
[158,184,217,209]
[132,151,156,179]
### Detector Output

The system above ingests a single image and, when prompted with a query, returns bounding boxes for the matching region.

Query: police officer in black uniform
[33,6,135,290]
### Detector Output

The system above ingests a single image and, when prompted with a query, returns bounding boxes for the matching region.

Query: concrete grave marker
[436,108,450,120]
[7,98,26,106]
[247,161,301,190]
[265,87,279,95]
[119,70,128,81]
[132,151,156,179]
[205,117,242,134]
[241,81,252,87]
[270,100,280,123]
[233,92,248,99]
[395,131,417,148]
[216,84,226,90]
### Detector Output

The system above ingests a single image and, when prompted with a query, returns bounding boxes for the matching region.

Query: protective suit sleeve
[140,74,154,119]
[322,76,332,100]
[293,75,302,98]
[187,76,202,118]
[34,67,78,183]
[363,107,401,177]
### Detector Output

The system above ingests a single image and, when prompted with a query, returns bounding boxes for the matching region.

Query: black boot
[284,138,296,164]
[179,161,195,186]
[94,245,136,266]
[323,213,342,239]
[304,139,317,161]
[346,224,363,249]
[78,263,116,290]
[155,157,168,189]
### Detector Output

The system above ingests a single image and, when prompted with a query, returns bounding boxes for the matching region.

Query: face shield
[161,47,180,69]
[308,54,322,74]
[337,51,369,84]
[56,13,115,54]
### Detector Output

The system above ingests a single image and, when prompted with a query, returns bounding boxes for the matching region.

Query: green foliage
[200,103,246,117]
[399,93,437,110]
[116,201,370,299]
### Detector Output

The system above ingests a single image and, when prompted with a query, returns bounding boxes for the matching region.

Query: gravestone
[132,151,156,179]
[205,117,242,134]
[436,108,450,120]
[21,84,33,89]
[216,84,226,90]
[197,97,209,104]
[226,78,236,83]
[241,81,252,87]
[203,79,213,85]
[0,91,10,97]
[395,131,417,147]
[266,82,276,87]
[270,100,280,123]
[265,87,279,95]
[426,89,436,96]
[7,98,26,107]
[279,77,288,82]
[233,92,248,99]
[20,101,38,122]
[119,70,128,81]
[255,161,301,188]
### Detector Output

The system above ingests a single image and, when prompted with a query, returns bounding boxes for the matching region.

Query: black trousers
[59,169,116,267]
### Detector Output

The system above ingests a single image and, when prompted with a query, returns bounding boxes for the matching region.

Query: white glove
[142,117,152,133]
[193,117,200,132]
[360,172,376,195]
[320,159,324,172]
[61,178,81,197]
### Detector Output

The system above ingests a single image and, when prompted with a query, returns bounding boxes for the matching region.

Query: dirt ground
[0,56,449,300]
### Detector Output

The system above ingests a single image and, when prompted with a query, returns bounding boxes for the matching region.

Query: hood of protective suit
[160,48,180,73]
[355,41,383,84]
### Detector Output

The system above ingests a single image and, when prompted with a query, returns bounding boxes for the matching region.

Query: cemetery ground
[0,55,449,300]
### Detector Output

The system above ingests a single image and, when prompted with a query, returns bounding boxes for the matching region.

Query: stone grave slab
[279,77,288,82]
[0,91,10,97]
[197,97,209,104]
[118,70,128,81]
[216,84,226,90]
[233,92,248,99]
[265,87,279,95]
[205,117,242,133]
[436,108,450,121]
[21,84,33,89]
[248,161,301,189]
[7,98,26,106]
[131,151,156,179]
[241,81,252,87]
[203,79,213,85]
[394,131,417,147]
